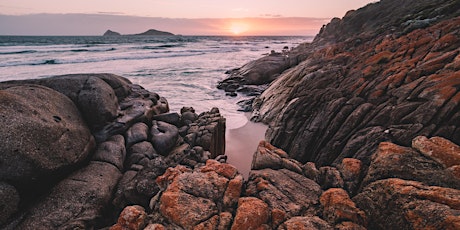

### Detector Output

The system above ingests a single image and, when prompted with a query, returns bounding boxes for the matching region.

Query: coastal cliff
[1,0,460,229]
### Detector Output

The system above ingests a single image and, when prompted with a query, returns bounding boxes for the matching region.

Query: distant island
[103,29,174,36]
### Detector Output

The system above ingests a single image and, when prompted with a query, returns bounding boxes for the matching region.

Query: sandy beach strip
[225,114,267,178]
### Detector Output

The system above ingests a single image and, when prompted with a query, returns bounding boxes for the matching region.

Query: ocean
[0,35,312,129]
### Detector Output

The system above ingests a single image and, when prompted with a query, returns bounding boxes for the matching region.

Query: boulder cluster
[0,74,226,229]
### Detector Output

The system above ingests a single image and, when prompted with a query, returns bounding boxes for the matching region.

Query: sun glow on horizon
[228,22,250,35]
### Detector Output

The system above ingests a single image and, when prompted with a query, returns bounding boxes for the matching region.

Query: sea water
[0,35,313,174]
[0,35,312,128]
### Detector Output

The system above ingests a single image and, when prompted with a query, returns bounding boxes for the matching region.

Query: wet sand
[225,114,268,178]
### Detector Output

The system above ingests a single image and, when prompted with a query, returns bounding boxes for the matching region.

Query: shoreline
[225,112,268,178]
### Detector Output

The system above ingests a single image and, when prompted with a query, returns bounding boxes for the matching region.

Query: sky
[0,0,378,35]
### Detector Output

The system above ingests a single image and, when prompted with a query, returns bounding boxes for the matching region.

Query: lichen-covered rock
[354,178,460,230]
[0,85,95,184]
[245,168,322,226]
[318,166,344,190]
[253,0,460,167]
[320,188,367,227]
[252,140,303,174]
[110,205,147,230]
[362,141,460,189]
[153,160,243,229]
[337,158,363,195]
[412,136,460,168]
[231,197,270,230]
[278,216,333,230]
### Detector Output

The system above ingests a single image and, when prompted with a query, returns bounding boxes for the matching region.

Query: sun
[229,22,249,35]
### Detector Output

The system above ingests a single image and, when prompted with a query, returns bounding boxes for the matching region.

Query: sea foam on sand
[225,114,268,178]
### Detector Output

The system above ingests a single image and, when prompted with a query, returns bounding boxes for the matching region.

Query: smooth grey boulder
[16,161,122,230]
[150,121,179,156]
[0,85,95,184]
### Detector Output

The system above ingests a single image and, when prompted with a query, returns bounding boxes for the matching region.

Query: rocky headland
[1,0,460,229]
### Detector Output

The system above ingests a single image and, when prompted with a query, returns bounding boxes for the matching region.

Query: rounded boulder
[0,85,95,183]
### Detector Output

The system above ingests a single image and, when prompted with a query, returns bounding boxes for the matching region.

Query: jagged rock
[0,85,95,184]
[278,216,333,230]
[354,178,460,230]
[185,108,226,158]
[110,205,147,230]
[125,122,149,147]
[231,197,270,230]
[154,160,243,229]
[361,141,460,189]
[337,158,363,195]
[251,140,303,174]
[320,188,367,227]
[144,224,166,230]
[0,182,20,225]
[318,166,344,190]
[16,161,122,229]
[253,0,460,167]
[150,121,179,156]
[302,162,320,182]
[245,168,322,227]
[412,136,460,168]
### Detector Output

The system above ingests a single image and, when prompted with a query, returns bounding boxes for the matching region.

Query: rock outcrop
[0,74,226,229]
[0,84,95,190]
[251,0,460,168]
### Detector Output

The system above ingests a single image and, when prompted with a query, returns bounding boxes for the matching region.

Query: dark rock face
[185,108,226,158]
[0,74,227,229]
[217,43,311,101]
[17,161,122,229]
[0,85,95,184]
[1,73,131,130]
[254,0,460,167]
[352,136,460,230]
[354,178,460,230]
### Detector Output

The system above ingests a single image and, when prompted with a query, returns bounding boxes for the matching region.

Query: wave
[0,51,207,68]
[70,47,116,52]
[0,50,37,55]
[141,44,182,50]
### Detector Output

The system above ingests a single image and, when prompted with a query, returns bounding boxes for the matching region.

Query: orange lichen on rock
[320,188,367,226]
[412,136,460,167]
[110,205,147,230]
[231,197,270,230]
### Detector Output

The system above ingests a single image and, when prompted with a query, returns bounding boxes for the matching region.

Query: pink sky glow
[0,0,378,35]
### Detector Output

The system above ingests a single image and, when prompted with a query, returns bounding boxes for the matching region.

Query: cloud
[97,11,126,15]
[260,14,283,18]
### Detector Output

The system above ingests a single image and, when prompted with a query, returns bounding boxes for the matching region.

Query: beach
[226,113,268,177]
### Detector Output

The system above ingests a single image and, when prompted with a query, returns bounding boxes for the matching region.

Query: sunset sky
[0,0,377,35]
